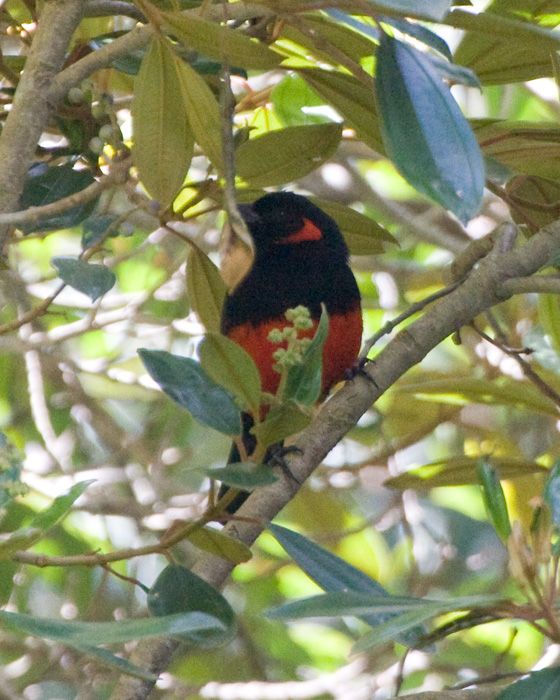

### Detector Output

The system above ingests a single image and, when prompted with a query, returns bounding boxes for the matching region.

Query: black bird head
[238,193,348,258]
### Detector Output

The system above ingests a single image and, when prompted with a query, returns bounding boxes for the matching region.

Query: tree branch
[0,0,87,252]
[107,223,560,699]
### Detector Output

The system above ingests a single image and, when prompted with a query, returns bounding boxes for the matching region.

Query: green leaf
[283,307,328,406]
[132,35,193,208]
[351,606,443,654]
[297,68,384,153]
[477,459,512,543]
[384,456,547,490]
[272,73,332,127]
[452,8,560,84]
[267,591,500,622]
[251,401,311,448]
[381,16,451,60]
[208,462,279,490]
[543,459,560,529]
[162,12,282,70]
[396,375,560,415]
[236,123,342,188]
[19,162,97,234]
[81,214,120,248]
[148,564,235,647]
[494,667,560,700]
[139,349,241,435]
[268,524,425,648]
[375,33,484,223]
[187,526,252,563]
[0,480,94,558]
[309,198,396,254]
[169,40,223,172]
[0,608,226,647]
[199,333,262,415]
[0,432,24,509]
[51,257,116,302]
[185,247,227,333]
[539,293,560,358]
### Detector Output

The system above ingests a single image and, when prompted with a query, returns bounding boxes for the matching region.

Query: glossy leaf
[19,162,97,234]
[51,257,116,302]
[269,524,425,647]
[494,666,560,700]
[199,333,262,414]
[309,198,396,254]
[208,462,279,489]
[477,460,512,543]
[148,564,235,647]
[251,401,311,447]
[283,307,328,406]
[139,349,241,435]
[376,33,484,223]
[132,35,193,208]
[185,247,227,333]
[187,526,252,563]
[385,457,547,490]
[236,123,342,187]
[162,12,282,69]
[298,68,384,153]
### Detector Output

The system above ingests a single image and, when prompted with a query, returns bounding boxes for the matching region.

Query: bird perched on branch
[220,192,362,511]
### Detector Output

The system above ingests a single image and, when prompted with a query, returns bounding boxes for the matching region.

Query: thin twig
[359,280,462,360]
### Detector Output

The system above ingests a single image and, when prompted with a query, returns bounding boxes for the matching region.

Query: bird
[219,192,363,512]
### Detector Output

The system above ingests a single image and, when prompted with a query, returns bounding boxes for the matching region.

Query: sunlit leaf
[162,12,282,69]
[185,247,227,333]
[236,123,342,187]
[51,257,116,301]
[139,349,241,435]
[187,526,252,563]
[132,35,193,208]
[375,33,484,223]
[283,307,328,406]
[385,457,547,490]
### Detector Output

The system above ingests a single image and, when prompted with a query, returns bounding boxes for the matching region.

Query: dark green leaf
[139,349,241,435]
[148,564,235,647]
[19,162,97,234]
[208,462,279,490]
[494,667,560,700]
[236,123,342,187]
[376,33,484,223]
[365,0,452,21]
[477,459,512,543]
[283,307,328,405]
[81,214,120,248]
[51,257,116,302]
[268,524,425,647]
[0,432,24,509]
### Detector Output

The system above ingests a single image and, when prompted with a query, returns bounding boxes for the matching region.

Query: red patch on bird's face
[278,218,322,245]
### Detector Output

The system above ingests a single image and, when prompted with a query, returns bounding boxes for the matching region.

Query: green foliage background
[2,1,560,698]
